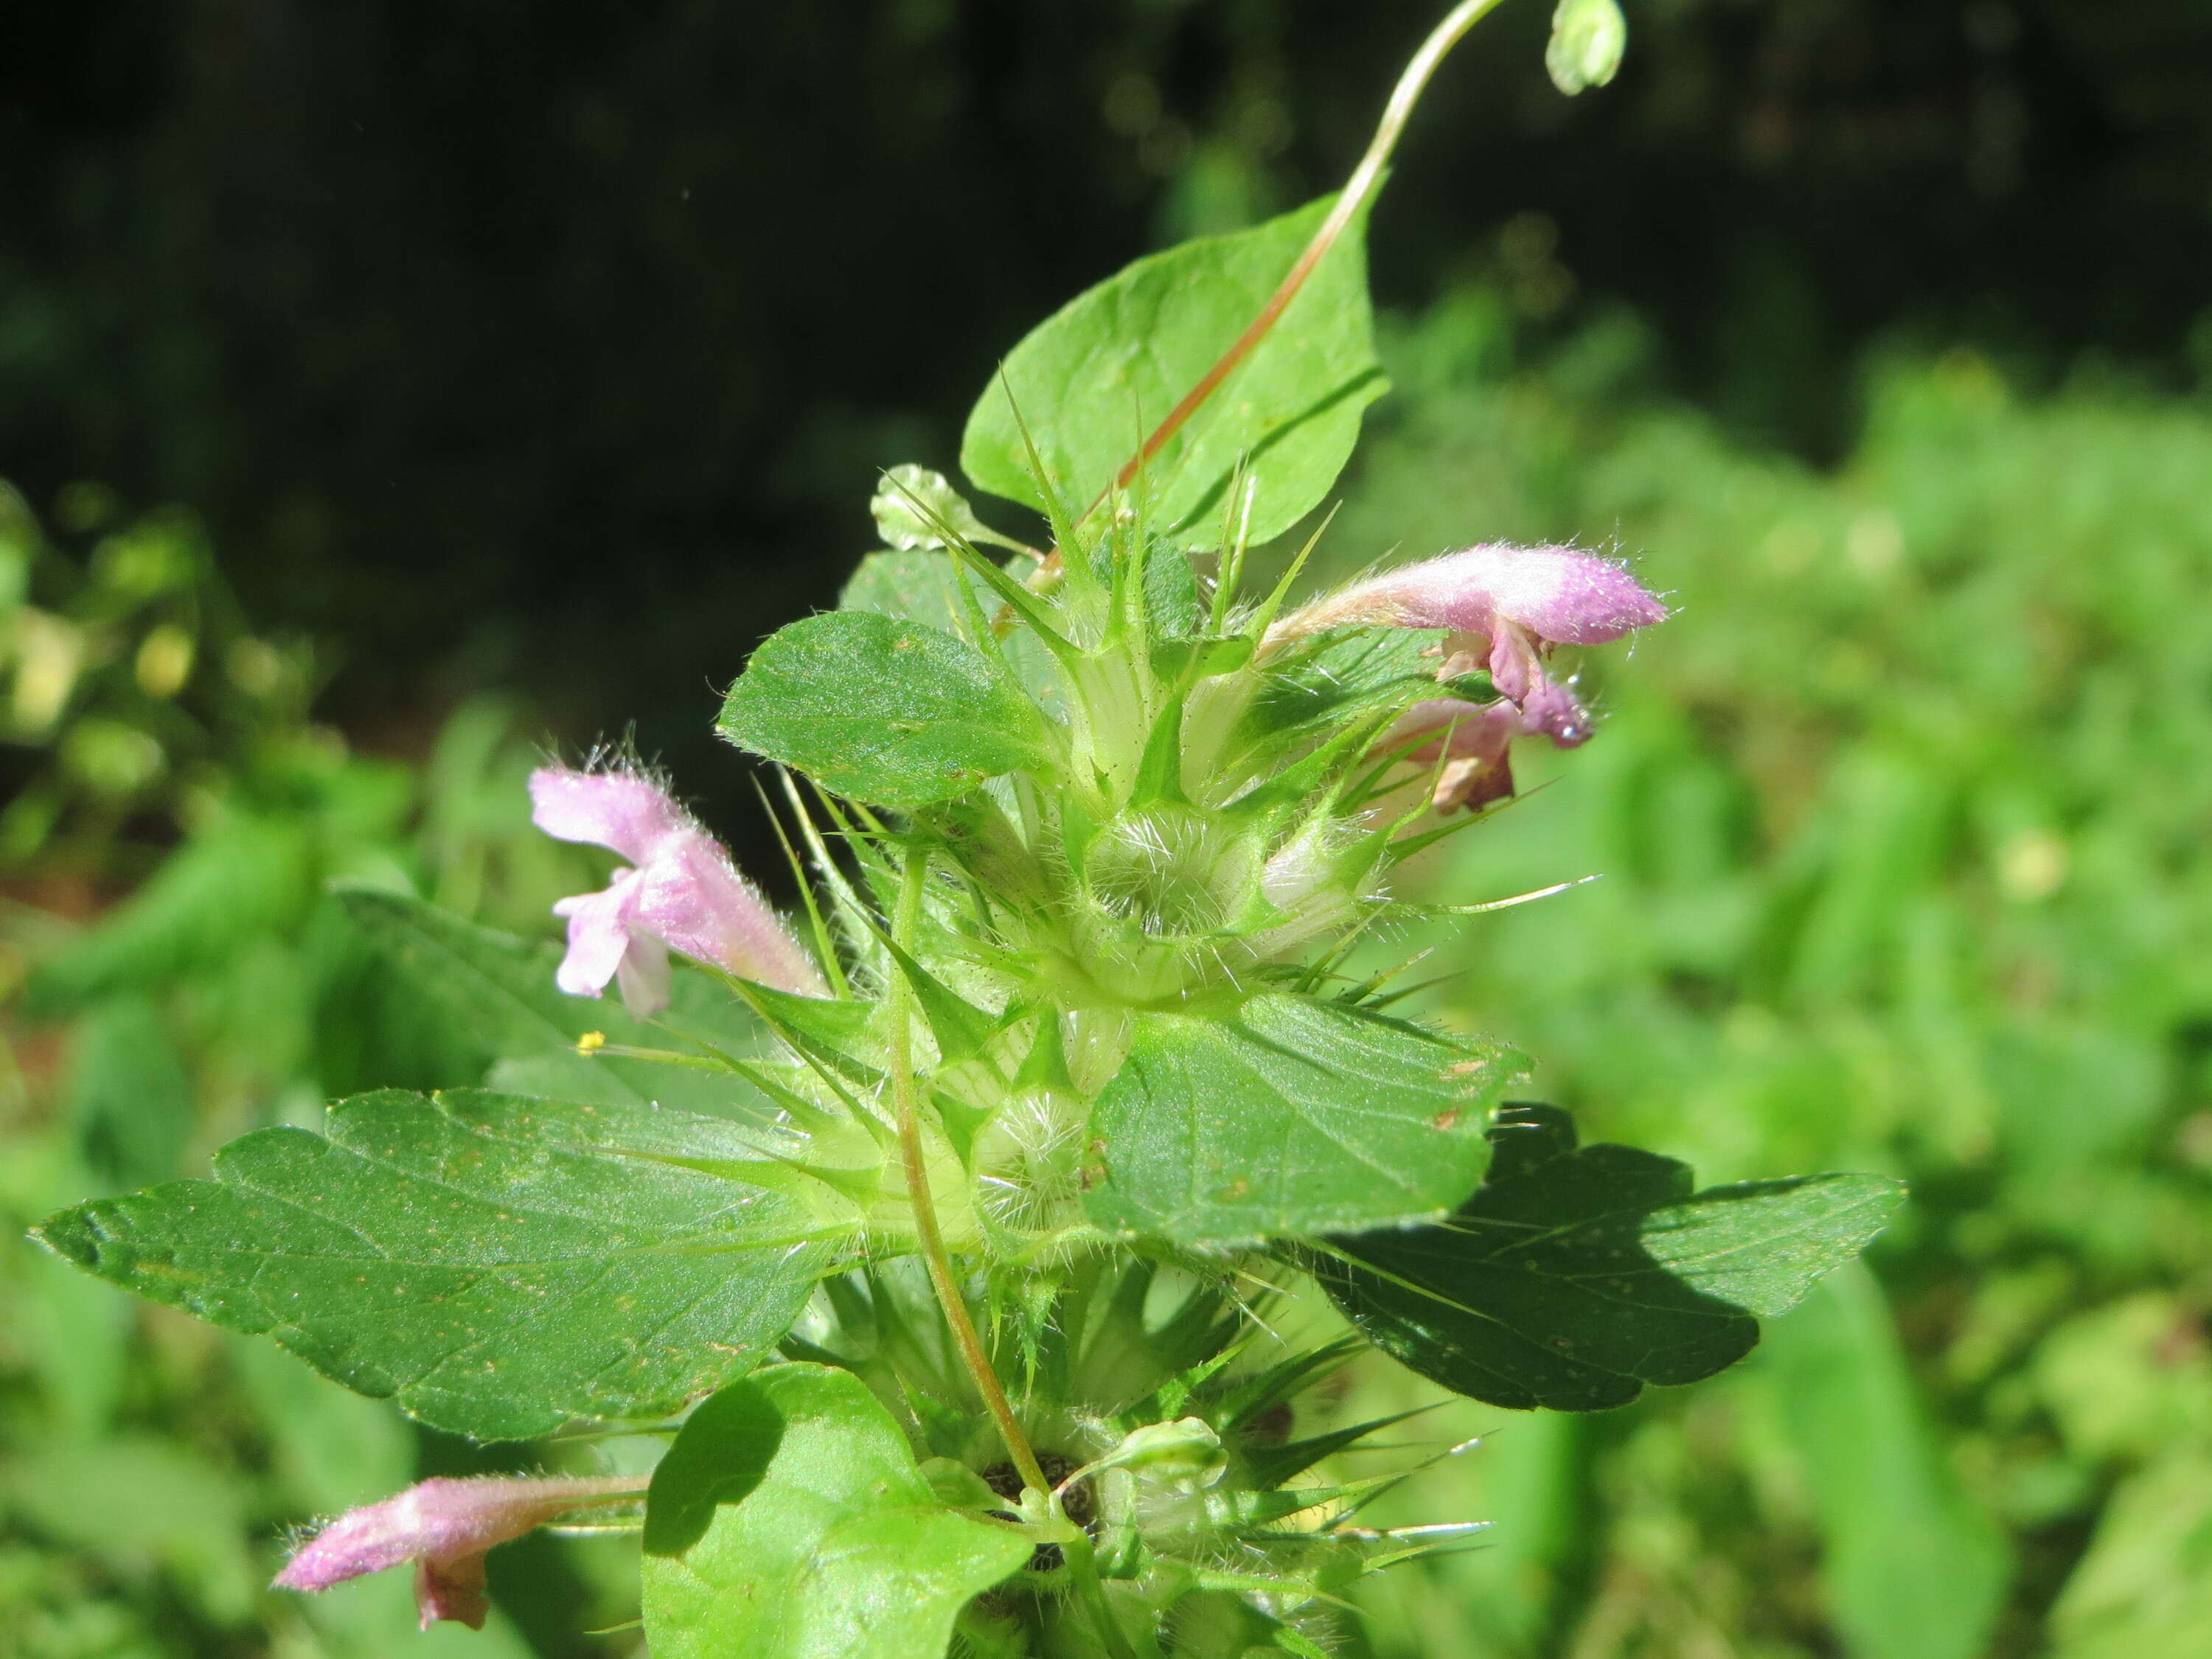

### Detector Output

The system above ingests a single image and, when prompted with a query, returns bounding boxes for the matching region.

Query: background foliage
[4,1,2210,1655]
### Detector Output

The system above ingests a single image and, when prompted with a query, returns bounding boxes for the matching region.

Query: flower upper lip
[1276,544,1668,812]
[1265,542,1668,649]
[530,762,826,1015]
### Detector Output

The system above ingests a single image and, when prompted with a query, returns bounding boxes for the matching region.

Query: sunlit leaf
[641,1363,1029,1659]
[34,1089,832,1441]
[961,195,1385,549]
[1082,992,1517,1245]
[718,611,1054,809]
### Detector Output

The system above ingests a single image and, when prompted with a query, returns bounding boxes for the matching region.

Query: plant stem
[888,850,1050,1498]
[1085,0,1512,526]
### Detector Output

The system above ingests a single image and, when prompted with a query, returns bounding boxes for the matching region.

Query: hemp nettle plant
[35,4,1902,1656]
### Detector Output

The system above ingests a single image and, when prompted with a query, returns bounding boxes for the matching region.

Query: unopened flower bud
[1092,1418,1227,1489]
[274,1474,643,1631]
[1546,0,1628,95]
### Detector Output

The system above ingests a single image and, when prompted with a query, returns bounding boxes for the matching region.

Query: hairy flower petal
[1290,548,1660,799]
[530,764,826,1012]
[552,872,641,998]
[627,833,824,998]
[529,768,689,864]
[1276,543,1664,645]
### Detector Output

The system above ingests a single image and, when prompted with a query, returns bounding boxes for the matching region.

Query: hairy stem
[1085,0,1512,526]
[889,851,1050,1498]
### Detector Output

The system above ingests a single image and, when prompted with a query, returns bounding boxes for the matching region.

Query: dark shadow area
[4,1,2208,878]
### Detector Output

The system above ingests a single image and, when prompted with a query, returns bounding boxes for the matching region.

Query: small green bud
[871,463,1029,554]
[1545,0,1627,94]
[1094,1418,1227,1489]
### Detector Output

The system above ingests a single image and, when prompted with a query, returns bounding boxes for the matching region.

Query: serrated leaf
[1082,992,1516,1245]
[641,1364,1030,1659]
[33,1089,832,1440]
[719,611,1054,809]
[1316,1105,1905,1411]
[961,195,1385,549]
[839,549,1061,706]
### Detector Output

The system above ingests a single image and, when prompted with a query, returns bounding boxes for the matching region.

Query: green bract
[31,8,1911,1653]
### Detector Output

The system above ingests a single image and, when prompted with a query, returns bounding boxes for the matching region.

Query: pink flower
[273,1474,644,1631]
[1380,698,1528,813]
[1271,543,1666,759]
[531,764,826,1015]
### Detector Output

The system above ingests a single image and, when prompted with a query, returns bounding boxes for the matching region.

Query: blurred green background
[4,2,2209,1655]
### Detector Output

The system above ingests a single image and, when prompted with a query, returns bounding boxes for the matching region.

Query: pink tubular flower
[273,1474,644,1630]
[530,764,827,1015]
[1270,542,1666,745]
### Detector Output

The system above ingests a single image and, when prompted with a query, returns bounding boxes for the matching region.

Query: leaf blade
[961,195,1385,549]
[718,611,1053,809]
[1082,992,1516,1245]
[33,1089,832,1440]
[1316,1105,1905,1411]
[641,1364,1029,1659]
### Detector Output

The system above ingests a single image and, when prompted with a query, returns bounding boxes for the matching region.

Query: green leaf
[1141,542,1203,641]
[1082,992,1517,1245]
[641,1363,1030,1659]
[838,549,1061,705]
[718,611,1054,809]
[1315,1106,1904,1411]
[32,1088,829,1440]
[961,195,1385,549]
[838,549,969,633]
[338,888,776,1116]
